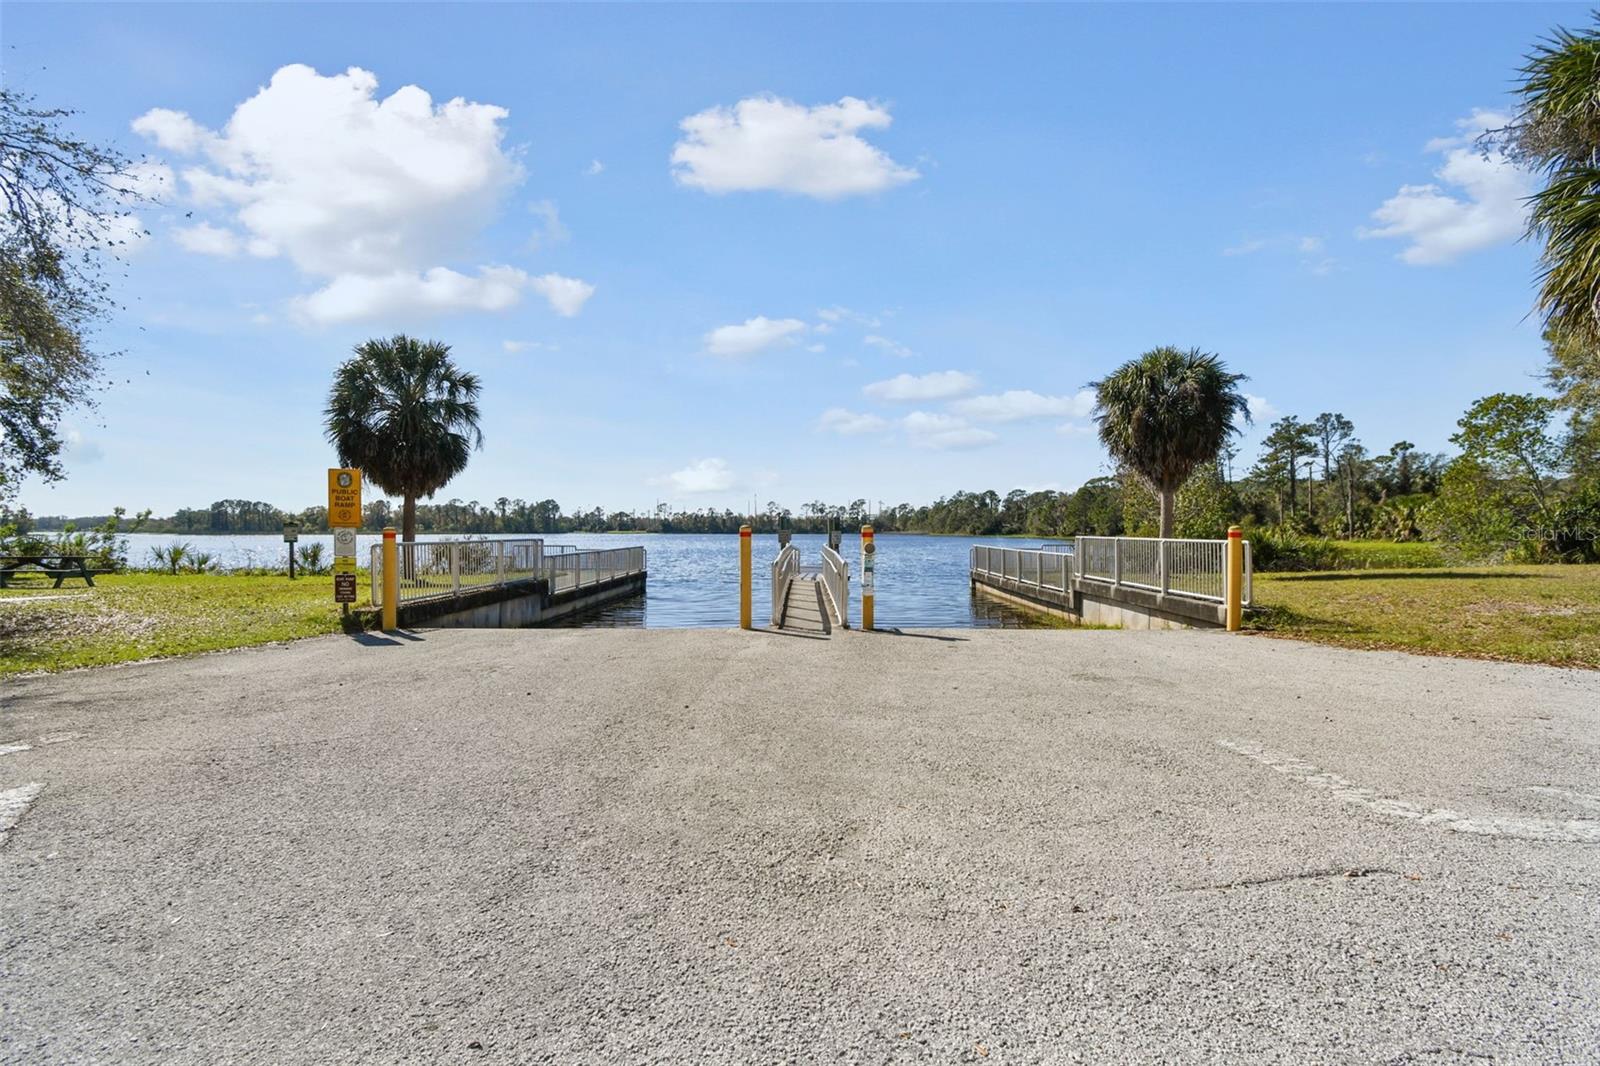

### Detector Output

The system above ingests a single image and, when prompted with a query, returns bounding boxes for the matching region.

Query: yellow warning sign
[327,468,362,528]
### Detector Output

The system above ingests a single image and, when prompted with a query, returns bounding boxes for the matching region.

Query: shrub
[150,543,191,575]
[296,542,329,575]
[1246,525,1341,571]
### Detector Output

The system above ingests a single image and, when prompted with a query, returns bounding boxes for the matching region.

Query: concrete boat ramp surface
[2,628,1597,1064]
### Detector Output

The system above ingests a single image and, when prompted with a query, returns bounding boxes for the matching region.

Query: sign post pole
[282,520,300,580]
[382,527,399,631]
[739,525,752,630]
[1226,525,1243,632]
[861,525,875,631]
[328,469,362,616]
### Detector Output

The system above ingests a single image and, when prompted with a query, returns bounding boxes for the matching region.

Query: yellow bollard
[381,526,399,631]
[1226,525,1243,632]
[860,525,875,631]
[739,525,752,630]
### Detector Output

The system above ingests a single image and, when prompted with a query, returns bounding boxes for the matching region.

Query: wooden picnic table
[0,553,100,589]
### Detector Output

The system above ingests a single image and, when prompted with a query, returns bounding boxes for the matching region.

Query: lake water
[118,531,1057,628]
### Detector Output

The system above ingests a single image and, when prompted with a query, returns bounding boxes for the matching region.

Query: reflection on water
[117,530,1065,629]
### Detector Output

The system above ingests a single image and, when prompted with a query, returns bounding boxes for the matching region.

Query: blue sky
[6,2,1566,517]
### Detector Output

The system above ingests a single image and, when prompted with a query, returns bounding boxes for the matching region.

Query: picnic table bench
[0,554,105,589]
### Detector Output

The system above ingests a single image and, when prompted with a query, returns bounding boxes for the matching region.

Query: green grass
[1250,564,1600,669]
[1326,539,1446,569]
[0,573,374,676]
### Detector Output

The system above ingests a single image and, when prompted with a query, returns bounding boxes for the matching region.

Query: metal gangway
[770,542,849,634]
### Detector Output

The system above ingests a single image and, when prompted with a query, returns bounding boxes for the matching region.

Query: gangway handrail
[771,543,800,626]
[970,535,1250,607]
[819,545,849,629]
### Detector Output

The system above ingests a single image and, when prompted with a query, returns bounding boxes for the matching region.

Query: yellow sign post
[327,468,362,528]
[1226,525,1244,632]
[739,525,752,630]
[860,525,875,631]
[381,526,399,631]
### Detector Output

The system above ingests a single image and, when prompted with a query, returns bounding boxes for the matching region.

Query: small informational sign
[282,524,299,544]
[327,469,362,528]
[862,539,875,591]
[333,573,358,604]
[332,557,358,576]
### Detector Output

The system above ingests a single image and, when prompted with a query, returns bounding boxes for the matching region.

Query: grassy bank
[0,573,371,676]
[1250,564,1600,669]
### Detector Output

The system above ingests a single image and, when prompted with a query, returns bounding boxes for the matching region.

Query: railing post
[1113,539,1122,588]
[450,543,461,596]
[1159,539,1169,595]
[496,541,506,585]
[381,527,398,631]
[1226,526,1244,630]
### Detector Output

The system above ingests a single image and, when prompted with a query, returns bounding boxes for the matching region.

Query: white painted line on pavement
[1218,739,1600,845]
[0,743,31,757]
[35,732,84,745]
[0,783,45,846]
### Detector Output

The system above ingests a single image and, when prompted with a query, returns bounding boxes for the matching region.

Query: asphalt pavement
[2,627,1597,1064]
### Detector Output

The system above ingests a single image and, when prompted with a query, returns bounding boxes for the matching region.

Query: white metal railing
[543,546,647,596]
[819,545,850,629]
[771,543,800,625]
[969,545,1072,594]
[971,536,1251,607]
[370,539,645,607]
[1077,536,1250,604]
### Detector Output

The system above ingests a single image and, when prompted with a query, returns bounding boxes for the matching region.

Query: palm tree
[1091,347,1250,538]
[324,335,482,542]
[1494,21,1600,348]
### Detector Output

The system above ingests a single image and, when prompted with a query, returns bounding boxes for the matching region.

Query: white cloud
[133,64,594,322]
[660,458,736,494]
[528,273,595,317]
[1222,233,1336,274]
[130,108,215,155]
[116,160,176,202]
[174,221,242,257]
[585,159,605,176]
[1056,422,1096,437]
[671,95,919,199]
[292,266,529,324]
[951,388,1096,423]
[805,343,826,353]
[817,306,881,328]
[902,411,997,450]
[528,199,567,250]
[704,315,807,357]
[1362,109,1534,265]
[817,408,889,435]
[503,339,552,354]
[1222,238,1270,257]
[62,428,105,465]
[1244,393,1278,424]
[863,370,977,402]
[863,334,913,358]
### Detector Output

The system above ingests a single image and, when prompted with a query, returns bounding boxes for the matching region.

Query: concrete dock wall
[397,572,646,629]
[970,571,1225,630]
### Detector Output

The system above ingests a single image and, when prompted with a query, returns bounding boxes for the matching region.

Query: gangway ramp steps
[776,575,831,635]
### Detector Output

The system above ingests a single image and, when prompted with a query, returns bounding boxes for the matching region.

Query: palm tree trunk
[1158,487,1176,539]
[402,495,417,542]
